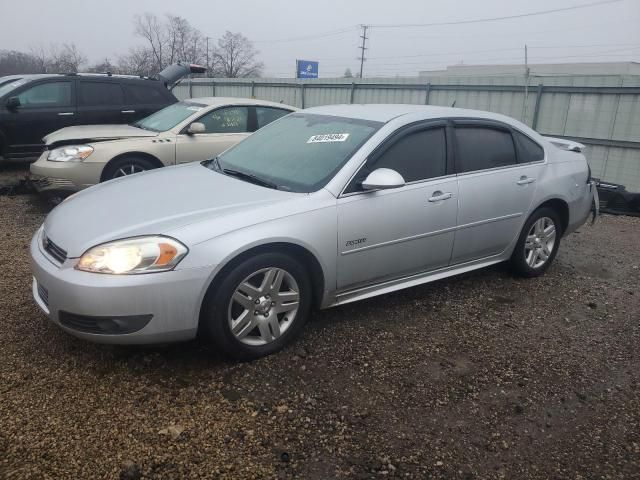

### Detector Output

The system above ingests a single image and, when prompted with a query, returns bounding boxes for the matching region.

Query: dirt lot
[1,164,639,479]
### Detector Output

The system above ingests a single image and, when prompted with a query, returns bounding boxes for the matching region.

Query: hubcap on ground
[112,164,146,178]
[524,216,556,268]
[228,267,300,346]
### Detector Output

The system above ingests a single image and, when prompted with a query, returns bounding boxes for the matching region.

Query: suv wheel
[510,207,561,277]
[201,252,311,360]
[103,156,158,181]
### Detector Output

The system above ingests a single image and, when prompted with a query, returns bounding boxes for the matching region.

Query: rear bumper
[29,228,211,344]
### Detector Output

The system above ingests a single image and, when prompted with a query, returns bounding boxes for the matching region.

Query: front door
[336,125,458,289]
[450,124,543,264]
[4,79,76,158]
[175,105,251,164]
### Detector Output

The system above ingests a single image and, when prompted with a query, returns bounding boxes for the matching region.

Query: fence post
[425,82,431,105]
[300,83,305,109]
[251,81,256,99]
[211,80,216,97]
[350,82,356,104]
[188,77,193,99]
[531,84,544,130]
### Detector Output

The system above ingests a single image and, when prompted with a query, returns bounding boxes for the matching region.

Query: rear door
[3,79,76,158]
[254,106,293,131]
[450,122,543,264]
[122,82,171,122]
[174,106,251,163]
[77,80,126,125]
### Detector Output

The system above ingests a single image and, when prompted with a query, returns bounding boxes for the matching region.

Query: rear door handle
[57,112,74,116]
[517,176,536,185]
[428,191,453,202]
[121,110,136,114]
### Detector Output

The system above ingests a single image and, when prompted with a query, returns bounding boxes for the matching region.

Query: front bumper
[29,151,105,194]
[29,228,211,344]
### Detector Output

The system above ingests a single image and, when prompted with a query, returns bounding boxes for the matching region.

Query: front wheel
[200,252,311,360]
[102,156,158,182]
[510,207,562,277]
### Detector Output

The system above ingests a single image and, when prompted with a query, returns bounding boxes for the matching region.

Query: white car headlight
[48,145,94,162]
[76,236,188,274]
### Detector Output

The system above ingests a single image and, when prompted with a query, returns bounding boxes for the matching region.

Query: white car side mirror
[361,168,406,191]
[187,122,205,134]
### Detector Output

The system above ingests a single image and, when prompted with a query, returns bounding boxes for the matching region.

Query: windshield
[209,113,382,192]
[0,78,27,98]
[134,101,205,132]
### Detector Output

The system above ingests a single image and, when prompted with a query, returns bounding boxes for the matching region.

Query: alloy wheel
[227,267,300,346]
[524,216,556,268]
[112,164,146,178]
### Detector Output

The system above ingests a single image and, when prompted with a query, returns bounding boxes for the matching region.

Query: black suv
[0,63,204,160]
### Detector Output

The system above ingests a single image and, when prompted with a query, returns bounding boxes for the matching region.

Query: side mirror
[6,96,20,109]
[187,122,205,135]
[361,168,406,191]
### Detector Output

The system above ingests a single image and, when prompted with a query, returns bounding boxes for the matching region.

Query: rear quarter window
[514,131,545,163]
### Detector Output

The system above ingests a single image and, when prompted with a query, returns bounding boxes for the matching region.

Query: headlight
[48,145,94,162]
[76,236,188,274]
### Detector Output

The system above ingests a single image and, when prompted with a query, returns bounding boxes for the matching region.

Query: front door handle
[121,110,136,114]
[517,176,536,185]
[428,191,453,202]
[57,112,74,116]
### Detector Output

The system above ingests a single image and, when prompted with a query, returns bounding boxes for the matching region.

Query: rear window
[123,83,167,104]
[455,127,516,173]
[79,81,124,106]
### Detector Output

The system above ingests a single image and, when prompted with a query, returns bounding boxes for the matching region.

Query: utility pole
[523,44,530,123]
[358,25,369,78]
[206,36,212,74]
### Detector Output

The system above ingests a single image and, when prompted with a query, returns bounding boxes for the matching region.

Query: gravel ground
[1,165,639,479]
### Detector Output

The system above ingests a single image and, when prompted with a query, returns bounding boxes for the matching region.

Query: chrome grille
[43,235,67,264]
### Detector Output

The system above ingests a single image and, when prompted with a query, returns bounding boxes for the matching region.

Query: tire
[201,252,312,360]
[102,156,158,182]
[510,207,562,278]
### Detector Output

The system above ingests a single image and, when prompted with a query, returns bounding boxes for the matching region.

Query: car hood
[42,163,299,258]
[44,125,158,147]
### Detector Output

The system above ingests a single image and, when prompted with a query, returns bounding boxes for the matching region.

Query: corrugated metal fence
[174,75,640,191]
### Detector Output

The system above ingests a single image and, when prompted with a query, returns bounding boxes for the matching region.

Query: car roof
[302,103,516,124]
[184,97,298,110]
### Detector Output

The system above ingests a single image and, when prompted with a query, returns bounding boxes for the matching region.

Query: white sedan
[29,97,296,196]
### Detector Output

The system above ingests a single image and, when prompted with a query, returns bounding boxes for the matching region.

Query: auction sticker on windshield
[307,133,350,143]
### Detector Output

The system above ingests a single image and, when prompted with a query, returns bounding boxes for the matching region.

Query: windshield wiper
[222,168,279,190]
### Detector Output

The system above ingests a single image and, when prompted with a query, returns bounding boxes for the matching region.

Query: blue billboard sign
[296,60,319,79]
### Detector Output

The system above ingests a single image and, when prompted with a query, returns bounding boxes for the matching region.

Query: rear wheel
[102,156,158,181]
[201,252,311,360]
[510,207,561,277]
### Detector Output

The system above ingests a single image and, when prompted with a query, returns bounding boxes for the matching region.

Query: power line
[368,0,624,29]
[254,26,358,44]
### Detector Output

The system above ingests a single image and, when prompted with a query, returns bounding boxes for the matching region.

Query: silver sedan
[30,104,597,360]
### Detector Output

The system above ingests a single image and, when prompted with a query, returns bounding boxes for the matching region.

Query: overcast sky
[1,0,639,77]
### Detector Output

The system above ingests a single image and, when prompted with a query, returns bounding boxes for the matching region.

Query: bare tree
[343,68,353,78]
[117,46,156,76]
[0,50,44,75]
[26,43,86,73]
[134,12,165,72]
[213,31,263,78]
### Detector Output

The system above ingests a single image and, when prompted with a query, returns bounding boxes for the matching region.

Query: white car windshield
[134,101,205,132]
[207,113,382,193]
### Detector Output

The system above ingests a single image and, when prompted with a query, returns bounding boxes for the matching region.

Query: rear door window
[255,107,291,129]
[123,84,167,104]
[79,81,124,106]
[16,81,72,107]
[454,127,517,173]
